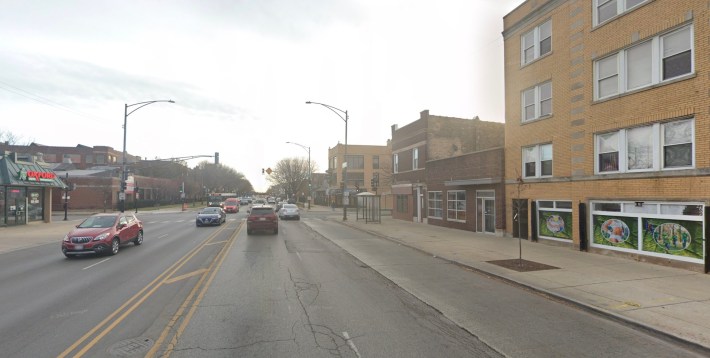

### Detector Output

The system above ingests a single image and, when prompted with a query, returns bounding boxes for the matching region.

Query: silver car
[278,204,300,220]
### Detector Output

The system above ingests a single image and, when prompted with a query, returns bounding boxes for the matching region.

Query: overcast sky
[1,0,524,192]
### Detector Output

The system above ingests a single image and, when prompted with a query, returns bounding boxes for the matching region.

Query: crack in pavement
[287,268,356,357]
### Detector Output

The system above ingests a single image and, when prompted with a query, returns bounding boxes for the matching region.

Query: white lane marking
[82,258,111,270]
[158,234,168,239]
[343,331,361,358]
[296,252,302,261]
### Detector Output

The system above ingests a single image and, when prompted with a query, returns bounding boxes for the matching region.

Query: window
[521,19,551,65]
[596,118,694,174]
[428,191,443,219]
[96,154,106,164]
[393,154,399,173]
[447,190,466,222]
[412,148,419,170]
[523,144,552,178]
[396,194,408,213]
[372,155,379,169]
[522,81,551,122]
[346,155,364,170]
[595,25,693,100]
[595,0,648,26]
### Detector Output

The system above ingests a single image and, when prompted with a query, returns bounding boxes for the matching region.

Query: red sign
[22,170,57,182]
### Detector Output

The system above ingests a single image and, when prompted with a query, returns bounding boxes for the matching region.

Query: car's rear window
[202,208,220,213]
[251,208,274,215]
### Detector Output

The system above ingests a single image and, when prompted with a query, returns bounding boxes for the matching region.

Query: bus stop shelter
[356,191,381,223]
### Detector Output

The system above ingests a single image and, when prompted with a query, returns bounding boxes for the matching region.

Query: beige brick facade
[504,0,710,268]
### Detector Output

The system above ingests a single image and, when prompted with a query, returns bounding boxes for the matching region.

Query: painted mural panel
[593,215,638,250]
[642,218,703,259]
[538,210,573,240]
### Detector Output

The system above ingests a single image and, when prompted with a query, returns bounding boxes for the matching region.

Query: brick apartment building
[504,0,709,270]
[327,143,392,211]
[390,110,505,234]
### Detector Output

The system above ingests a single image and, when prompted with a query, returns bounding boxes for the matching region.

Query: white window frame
[393,153,399,173]
[594,25,693,101]
[522,81,552,122]
[413,148,419,170]
[522,143,553,179]
[521,19,552,65]
[447,190,466,222]
[594,0,649,26]
[428,191,443,219]
[595,118,694,174]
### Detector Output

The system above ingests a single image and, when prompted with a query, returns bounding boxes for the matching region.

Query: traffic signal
[215,152,219,164]
[262,168,265,174]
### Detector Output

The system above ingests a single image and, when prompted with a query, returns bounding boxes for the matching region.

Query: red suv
[62,213,143,257]
[247,206,278,235]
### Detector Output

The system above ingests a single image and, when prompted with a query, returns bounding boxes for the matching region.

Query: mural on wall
[593,215,638,250]
[642,218,703,259]
[539,210,573,240]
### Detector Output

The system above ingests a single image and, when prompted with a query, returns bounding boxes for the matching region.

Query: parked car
[196,207,226,227]
[247,206,278,235]
[223,198,240,213]
[62,213,143,257]
[278,204,300,220]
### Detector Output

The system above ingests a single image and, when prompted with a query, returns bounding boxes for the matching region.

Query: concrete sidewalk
[318,207,710,351]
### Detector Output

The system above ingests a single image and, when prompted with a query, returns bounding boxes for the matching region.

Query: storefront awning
[444,178,501,186]
[0,155,66,188]
[391,183,412,195]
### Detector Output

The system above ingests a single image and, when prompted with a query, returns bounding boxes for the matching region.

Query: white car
[278,204,300,220]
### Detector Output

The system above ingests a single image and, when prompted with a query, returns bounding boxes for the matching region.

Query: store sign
[18,168,57,182]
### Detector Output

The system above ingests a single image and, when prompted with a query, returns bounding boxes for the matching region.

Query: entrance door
[512,199,529,239]
[483,199,495,233]
[6,187,27,226]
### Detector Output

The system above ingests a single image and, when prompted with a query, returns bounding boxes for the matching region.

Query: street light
[286,141,311,210]
[305,101,348,220]
[120,99,175,213]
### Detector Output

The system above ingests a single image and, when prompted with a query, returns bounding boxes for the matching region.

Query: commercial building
[503,0,708,270]
[0,152,66,226]
[390,110,505,234]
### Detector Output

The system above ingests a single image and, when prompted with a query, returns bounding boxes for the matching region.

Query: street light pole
[305,101,348,220]
[120,99,174,213]
[286,141,311,210]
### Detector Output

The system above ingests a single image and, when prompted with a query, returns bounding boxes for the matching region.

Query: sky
[0,0,524,192]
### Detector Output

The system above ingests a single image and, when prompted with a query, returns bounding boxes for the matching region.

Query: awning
[391,183,412,195]
[0,156,66,188]
[444,178,501,186]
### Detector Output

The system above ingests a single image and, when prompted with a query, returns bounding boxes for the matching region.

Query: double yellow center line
[59,221,242,358]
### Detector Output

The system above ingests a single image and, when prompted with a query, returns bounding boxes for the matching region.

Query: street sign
[118,192,126,200]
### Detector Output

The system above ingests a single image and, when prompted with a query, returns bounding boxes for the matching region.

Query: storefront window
[0,188,5,226]
[27,188,43,222]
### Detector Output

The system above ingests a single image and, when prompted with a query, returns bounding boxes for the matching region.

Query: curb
[332,218,710,355]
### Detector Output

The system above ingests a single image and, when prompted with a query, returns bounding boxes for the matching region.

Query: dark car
[247,206,278,235]
[62,213,143,257]
[196,207,226,227]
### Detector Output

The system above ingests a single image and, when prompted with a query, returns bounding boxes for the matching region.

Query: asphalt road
[0,208,705,357]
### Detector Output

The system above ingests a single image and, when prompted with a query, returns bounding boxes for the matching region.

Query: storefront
[0,153,66,226]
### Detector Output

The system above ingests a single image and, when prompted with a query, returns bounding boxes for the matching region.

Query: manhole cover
[108,337,154,356]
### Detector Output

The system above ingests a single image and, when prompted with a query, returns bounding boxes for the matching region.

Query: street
[0,209,704,357]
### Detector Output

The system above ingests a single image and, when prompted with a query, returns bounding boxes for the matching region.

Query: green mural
[593,215,638,250]
[538,210,573,240]
[642,218,703,259]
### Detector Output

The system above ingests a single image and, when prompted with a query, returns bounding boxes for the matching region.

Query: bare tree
[512,173,529,267]
[0,129,32,145]
[266,157,318,200]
